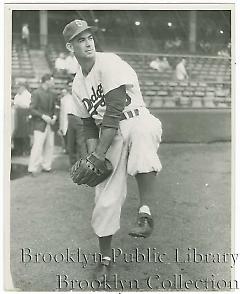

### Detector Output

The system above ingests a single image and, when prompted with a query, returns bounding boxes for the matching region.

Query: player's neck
[78,56,96,77]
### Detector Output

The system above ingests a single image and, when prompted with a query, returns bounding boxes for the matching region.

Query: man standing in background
[55,53,67,74]
[21,23,30,47]
[28,74,58,176]
[58,83,87,165]
[175,58,189,80]
[65,52,80,78]
[12,81,31,155]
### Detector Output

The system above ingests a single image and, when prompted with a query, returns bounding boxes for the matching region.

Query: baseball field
[9,142,232,291]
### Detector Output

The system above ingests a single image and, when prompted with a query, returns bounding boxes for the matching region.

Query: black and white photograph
[4,1,236,291]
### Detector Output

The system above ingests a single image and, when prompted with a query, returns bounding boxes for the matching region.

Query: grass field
[10,142,232,291]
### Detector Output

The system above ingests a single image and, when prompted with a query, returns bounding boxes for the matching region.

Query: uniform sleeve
[101,85,126,129]
[100,54,137,95]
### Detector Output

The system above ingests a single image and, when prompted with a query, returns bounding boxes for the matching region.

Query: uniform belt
[120,109,140,121]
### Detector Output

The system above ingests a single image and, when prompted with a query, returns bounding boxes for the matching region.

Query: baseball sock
[139,205,151,215]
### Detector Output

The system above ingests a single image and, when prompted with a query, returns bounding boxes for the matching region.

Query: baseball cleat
[94,257,111,282]
[128,212,154,238]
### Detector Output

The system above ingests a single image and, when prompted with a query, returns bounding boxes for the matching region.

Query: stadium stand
[11,39,231,110]
[45,41,231,80]
[118,53,230,83]
[12,43,35,78]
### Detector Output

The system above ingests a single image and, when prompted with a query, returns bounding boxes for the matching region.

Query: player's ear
[66,42,74,53]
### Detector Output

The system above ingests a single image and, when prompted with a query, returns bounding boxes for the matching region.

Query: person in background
[217,48,230,58]
[149,57,161,71]
[65,52,80,78]
[28,74,58,176]
[150,57,171,73]
[58,88,69,154]
[173,37,182,50]
[14,81,31,108]
[175,58,189,81]
[21,23,30,47]
[58,83,87,165]
[162,57,171,70]
[54,52,67,74]
[13,81,31,156]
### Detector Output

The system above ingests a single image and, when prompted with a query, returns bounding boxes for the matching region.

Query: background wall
[152,109,231,143]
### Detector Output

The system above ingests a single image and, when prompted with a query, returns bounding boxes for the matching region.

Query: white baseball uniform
[72,52,162,237]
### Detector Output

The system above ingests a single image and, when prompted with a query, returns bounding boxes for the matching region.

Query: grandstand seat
[43,42,231,109]
[195,91,205,97]
[215,101,229,108]
[143,81,155,86]
[163,98,177,108]
[179,81,188,87]
[179,96,191,107]
[182,91,193,97]
[203,93,216,107]
[144,90,157,96]
[168,81,178,87]
[191,97,203,108]
[198,82,207,87]
[158,90,168,96]
[190,82,198,87]
[205,92,215,98]
[172,91,182,97]
[159,81,168,86]
[149,97,164,108]
[12,43,34,78]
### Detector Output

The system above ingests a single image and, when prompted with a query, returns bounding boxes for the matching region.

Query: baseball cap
[63,19,97,43]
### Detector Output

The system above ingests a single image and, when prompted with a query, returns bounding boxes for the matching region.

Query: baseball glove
[70,153,113,187]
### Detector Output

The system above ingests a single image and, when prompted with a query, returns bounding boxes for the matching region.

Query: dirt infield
[9,143,231,291]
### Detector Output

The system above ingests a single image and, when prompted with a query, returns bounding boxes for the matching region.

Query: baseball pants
[91,109,162,237]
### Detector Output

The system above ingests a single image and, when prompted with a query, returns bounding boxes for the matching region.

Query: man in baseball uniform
[63,20,162,279]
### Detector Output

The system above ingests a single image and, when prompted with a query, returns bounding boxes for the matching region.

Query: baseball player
[63,20,163,280]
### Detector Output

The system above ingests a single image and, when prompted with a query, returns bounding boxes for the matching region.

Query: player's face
[71,30,96,59]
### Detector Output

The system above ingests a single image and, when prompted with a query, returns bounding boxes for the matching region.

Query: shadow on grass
[11,163,28,180]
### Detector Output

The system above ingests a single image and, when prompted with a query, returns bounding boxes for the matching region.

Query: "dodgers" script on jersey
[82,84,106,116]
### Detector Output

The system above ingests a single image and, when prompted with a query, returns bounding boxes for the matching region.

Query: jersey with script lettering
[72,52,146,122]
